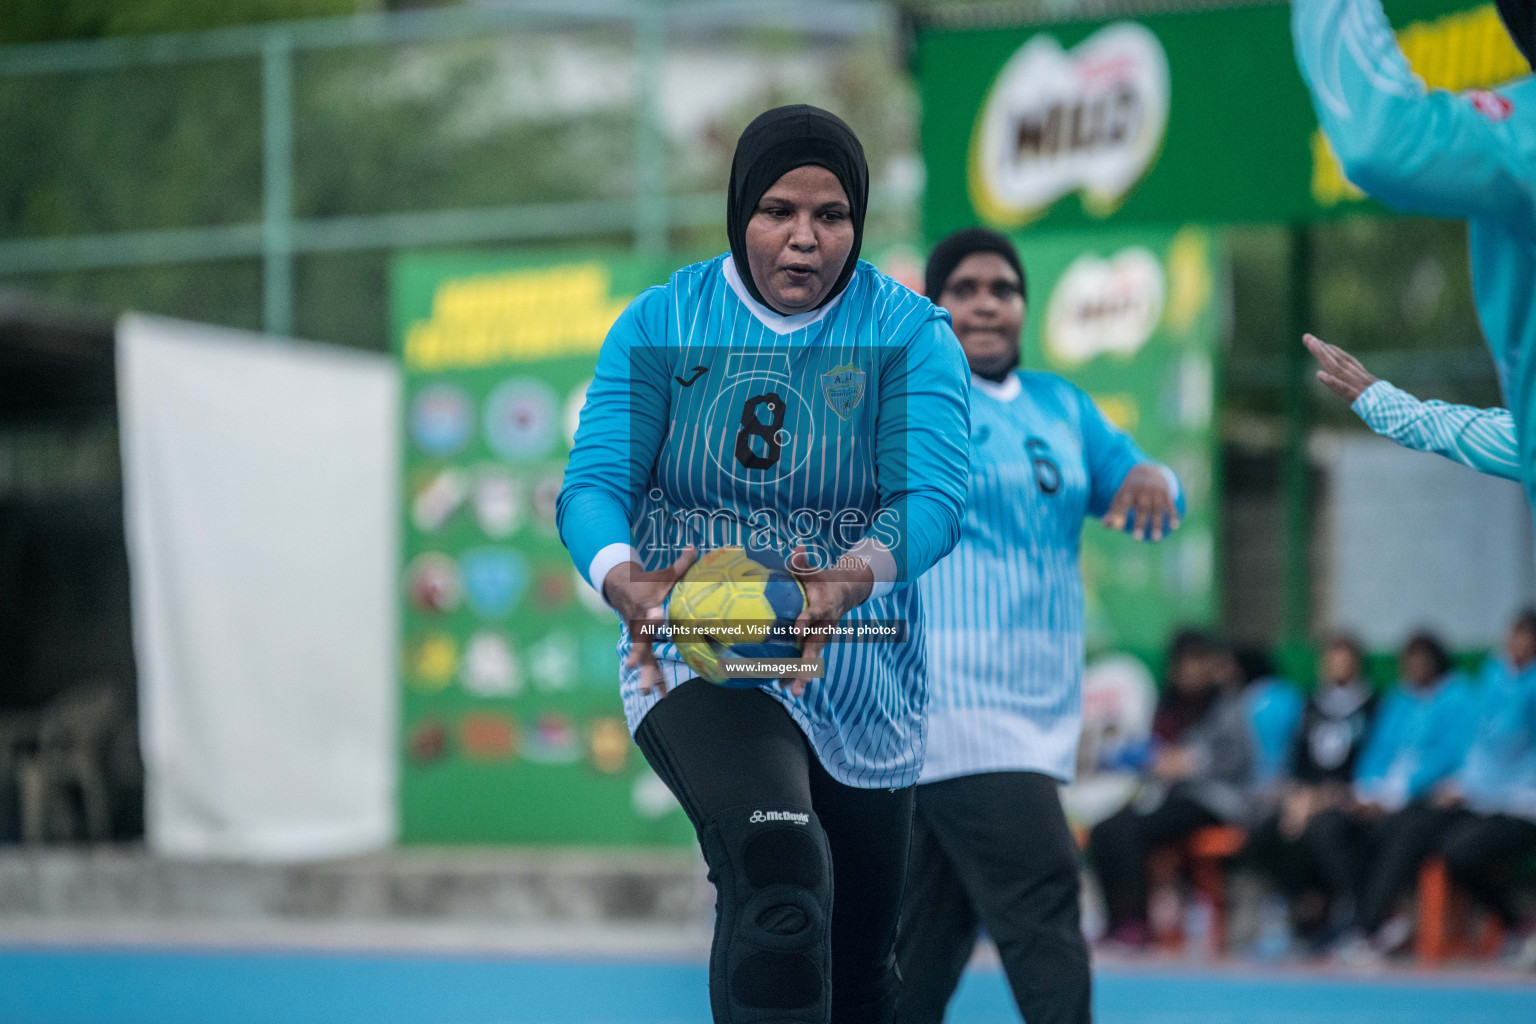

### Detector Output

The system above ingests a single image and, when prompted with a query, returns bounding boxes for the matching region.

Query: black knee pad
[699,804,833,1023]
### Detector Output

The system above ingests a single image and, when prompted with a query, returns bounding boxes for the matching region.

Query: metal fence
[0,1,898,344]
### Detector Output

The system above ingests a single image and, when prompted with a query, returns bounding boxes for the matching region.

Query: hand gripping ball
[666,546,806,687]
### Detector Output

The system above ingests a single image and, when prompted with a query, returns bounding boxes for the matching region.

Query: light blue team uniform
[557,253,971,789]
[1457,658,1536,822]
[1352,672,1477,810]
[1293,0,1536,514]
[919,370,1183,784]
[1353,380,1520,481]
[1247,676,1307,789]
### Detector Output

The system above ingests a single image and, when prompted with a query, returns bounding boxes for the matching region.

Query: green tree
[1,0,367,45]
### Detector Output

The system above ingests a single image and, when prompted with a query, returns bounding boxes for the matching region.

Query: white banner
[118,314,399,862]
[1324,432,1536,649]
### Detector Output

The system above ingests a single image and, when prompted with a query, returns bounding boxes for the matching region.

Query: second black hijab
[726,104,869,314]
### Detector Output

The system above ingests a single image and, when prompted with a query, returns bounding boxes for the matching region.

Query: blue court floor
[2,946,1534,1024]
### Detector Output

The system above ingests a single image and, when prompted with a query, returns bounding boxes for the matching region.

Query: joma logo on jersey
[821,364,866,421]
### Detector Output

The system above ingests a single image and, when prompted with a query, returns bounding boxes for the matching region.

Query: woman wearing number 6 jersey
[896,229,1184,1024]
[557,105,970,1024]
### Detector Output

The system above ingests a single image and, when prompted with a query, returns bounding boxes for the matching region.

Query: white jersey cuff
[846,535,897,602]
[587,542,640,610]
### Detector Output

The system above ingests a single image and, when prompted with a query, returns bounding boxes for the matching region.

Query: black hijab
[923,227,1026,305]
[727,105,868,314]
[924,226,1028,382]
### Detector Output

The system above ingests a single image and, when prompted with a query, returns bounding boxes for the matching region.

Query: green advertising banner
[392,250,693,846]
[390,228,1216,841]
[918,1,1525,239]
[1010,224,1224,658]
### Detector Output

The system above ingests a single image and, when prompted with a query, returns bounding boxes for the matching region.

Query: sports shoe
[1375,915,1413,955]
[1332,931,1386,971]
[1506,929,1536,971]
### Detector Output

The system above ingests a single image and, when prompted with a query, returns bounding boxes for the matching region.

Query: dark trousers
[1441,812,1536,927]
[1243,813,1314,896]
[1351,802,1536,933]
[635,679,914,1024]
[1291,806,1388,920]
[1087,792,1218,932]
[1247,809,1365,905]
[895,771,1091,1024]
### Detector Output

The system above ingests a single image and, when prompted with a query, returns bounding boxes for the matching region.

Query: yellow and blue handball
[667,546,806,687]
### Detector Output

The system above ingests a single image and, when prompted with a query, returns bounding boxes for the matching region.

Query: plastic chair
[0,711,41,842]
[1187,825,1247,954]
[1415,857,1504,965]
[1150,825,1248,955]
[17,684,124,844]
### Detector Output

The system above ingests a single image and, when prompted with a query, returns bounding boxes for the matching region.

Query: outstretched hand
[1305,332,1379,404]
[784,544,874,698]
[1102,464,1180,541]
[602,546,698,696]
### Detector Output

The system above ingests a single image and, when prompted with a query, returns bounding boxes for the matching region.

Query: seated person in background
[1299,632,1476,958]
[1336,613,1536,967]
[1242,635,1378,948]
[1088,630,1256,949]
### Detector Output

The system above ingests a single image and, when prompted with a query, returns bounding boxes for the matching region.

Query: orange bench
[1415,857,1504,965]
[1090,829,1509,961]
[1189,824,1248,955]
[1077,820,1248,955]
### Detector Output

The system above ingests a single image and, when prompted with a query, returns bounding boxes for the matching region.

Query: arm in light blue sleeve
[1077,386,1187,522]
[1406,678,1478,799]
[555,286,672,593]
[1351,380,1521,481]
[1291,0,1536,236]
[1524,669,1536,735]
[1352,690,1403,789]
[867,318,971,595]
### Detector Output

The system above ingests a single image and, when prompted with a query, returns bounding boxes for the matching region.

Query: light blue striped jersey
[1351,380,1519,481]
[557,253,971,789]
[1293,0,1536,525]
[918,370,1180,784]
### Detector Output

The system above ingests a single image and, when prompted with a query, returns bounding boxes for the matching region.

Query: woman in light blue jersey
[1292,0,1536,542]
[895,229,1182,1024]
[1299,631,1476,961]
[1330,619,1536,967]
[557,106,970,1024]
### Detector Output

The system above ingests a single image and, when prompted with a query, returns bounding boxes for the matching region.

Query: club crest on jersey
[1467,90,1513,122]
[821,364,866,421]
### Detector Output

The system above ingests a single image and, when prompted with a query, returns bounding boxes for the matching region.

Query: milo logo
[1044,247,1165,367]
[969,22,1169,226]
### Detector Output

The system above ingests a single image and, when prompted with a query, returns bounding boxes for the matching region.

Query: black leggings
[896,771,1091,1024]
[635,679,914,1024]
